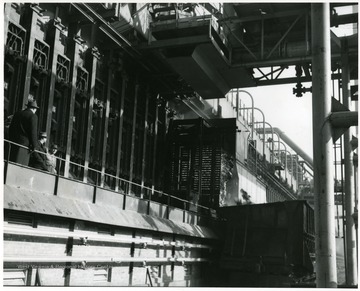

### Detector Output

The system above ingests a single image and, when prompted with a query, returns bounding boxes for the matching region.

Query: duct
[261,127,313,170]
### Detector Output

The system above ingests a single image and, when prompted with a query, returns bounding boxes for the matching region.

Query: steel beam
[311,3,337,287]
[231,50,357,69]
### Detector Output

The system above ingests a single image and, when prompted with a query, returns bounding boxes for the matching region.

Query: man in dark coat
[29,132,49,171]
[8,99,39,166]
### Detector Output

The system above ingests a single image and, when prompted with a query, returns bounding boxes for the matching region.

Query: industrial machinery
[3,2,357,287]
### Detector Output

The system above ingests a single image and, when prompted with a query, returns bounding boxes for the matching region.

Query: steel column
[128,81,139,194]
[115,73,127,192]
[151,96,159,197]
[141,87,150,197]
[20,5,39,107]
[311,3,337,287]
[64,24,82,178]
[341,40,357,286]
[44,15,62,144]
[83,47,98,183]
[100,50,113,188]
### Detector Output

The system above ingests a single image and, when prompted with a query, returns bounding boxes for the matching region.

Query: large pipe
[342,39,357,286]
[311,3,337,287]
[330,111,358,128]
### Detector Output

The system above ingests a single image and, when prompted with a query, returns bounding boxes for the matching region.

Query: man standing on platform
[8,98,39,166]
[29,132,49,172]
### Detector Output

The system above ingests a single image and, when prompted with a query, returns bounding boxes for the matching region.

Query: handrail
[237,89,254,140]
[4,139,215,215]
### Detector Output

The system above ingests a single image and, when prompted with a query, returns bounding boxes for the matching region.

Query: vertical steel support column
[128,82,139,194]
[64,24,82,178]
[141,87,150,197]
[83,24,99,183]
[115,74,127,192]
[83,48,98,183]
[45,13,62,143]
[100,50,113,188]
[20,5,40,107]
[151,97,159,196]
[311,3,337,287]
[341,40,357,286]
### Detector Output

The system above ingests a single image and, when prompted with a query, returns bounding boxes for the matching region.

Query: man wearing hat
[8,97,40,166]
[29,131,49,171]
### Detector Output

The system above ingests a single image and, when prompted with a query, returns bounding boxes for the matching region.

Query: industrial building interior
[3,2,358,288]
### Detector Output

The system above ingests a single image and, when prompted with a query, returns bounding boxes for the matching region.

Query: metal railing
[4,139,216,223]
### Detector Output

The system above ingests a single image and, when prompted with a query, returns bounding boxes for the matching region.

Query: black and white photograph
[2,2,358,288]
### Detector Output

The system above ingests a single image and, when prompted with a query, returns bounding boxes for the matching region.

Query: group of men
[8,97,58,174]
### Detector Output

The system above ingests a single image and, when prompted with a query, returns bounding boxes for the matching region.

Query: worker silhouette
[8,99,39,166]
[29,132,49,172]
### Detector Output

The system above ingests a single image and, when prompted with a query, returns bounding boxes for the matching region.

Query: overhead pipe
[311,3,337,287]
[330,111,358,128]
